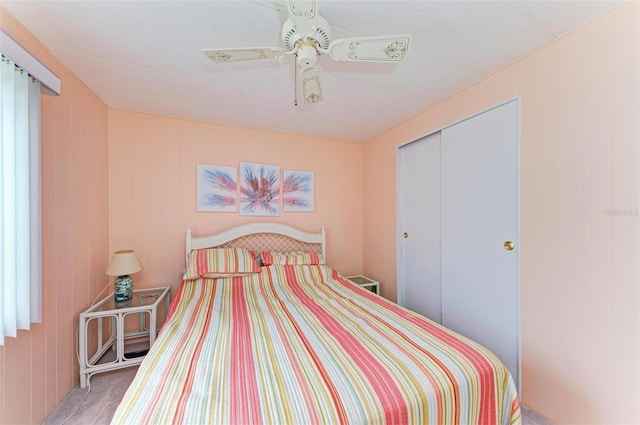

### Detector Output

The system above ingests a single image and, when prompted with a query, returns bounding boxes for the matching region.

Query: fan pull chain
[293,54,298,106]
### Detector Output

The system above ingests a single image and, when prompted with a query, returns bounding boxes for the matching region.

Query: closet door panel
[397,132,442,321]
[440,100,519,387]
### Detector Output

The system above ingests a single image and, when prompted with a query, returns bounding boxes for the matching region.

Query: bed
[111,223,521,425]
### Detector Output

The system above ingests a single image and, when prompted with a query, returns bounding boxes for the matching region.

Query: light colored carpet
[521,404,553,425]
[44,366,552,425]
[43,367,138,425]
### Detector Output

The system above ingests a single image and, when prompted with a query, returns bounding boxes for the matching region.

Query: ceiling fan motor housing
[282,16,331,51]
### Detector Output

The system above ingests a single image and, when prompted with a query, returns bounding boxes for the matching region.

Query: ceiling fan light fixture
[301,66,322,104]
[296,43,317,69]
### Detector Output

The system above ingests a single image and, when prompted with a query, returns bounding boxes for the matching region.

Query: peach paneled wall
[363,3,639,424]
[108,109,364,298]
[0,7,109,425]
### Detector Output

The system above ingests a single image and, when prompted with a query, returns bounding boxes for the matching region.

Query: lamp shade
[105,250,143,276]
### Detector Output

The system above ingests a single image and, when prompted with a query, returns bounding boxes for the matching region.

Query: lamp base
[114,275,133,302]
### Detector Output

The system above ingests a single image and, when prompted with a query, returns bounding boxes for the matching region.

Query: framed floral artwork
[239,162,280,216]
[196,164,237,212]
[282,170,314,212]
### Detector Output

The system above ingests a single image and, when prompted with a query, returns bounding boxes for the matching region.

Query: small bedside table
[78,286,170,388]
[345,275,379,294]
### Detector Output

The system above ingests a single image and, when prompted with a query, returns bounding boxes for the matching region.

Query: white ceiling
[3,0,620,143]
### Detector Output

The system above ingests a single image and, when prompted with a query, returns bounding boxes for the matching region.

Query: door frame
[395,97,521,392]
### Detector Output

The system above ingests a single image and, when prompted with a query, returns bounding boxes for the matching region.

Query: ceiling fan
[203,0,411,105]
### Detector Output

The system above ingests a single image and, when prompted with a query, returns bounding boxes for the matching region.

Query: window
[0,30,59,346]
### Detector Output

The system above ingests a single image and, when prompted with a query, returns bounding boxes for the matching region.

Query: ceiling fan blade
[300,66,322,104]
[287,0,318,35]
[203,47,287,63]
[328,35,411,62]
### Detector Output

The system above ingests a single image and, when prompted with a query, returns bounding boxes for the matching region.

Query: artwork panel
[196,164,238,212]
[283,170,314,212]
[239,162,280,216]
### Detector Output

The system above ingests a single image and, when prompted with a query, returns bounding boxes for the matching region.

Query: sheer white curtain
[0,55,42,346]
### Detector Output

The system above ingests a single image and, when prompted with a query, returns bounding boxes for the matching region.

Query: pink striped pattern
[260,250,325,266]
[112,265,521,425]
[184,247,260,279]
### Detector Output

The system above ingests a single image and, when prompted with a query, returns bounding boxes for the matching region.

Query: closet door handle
[403,232,409,239]
[504,241,515,251]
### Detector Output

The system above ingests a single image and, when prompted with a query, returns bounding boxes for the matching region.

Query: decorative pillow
[185,248,260,279]
[260,251,325,266]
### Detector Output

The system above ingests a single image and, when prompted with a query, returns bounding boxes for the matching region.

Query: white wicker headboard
[186,223,326,266]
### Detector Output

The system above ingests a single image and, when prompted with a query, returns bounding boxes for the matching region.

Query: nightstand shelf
[345,275,379,294]
[78,286,170,388]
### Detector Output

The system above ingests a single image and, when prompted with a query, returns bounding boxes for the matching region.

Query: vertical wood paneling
[130,114,151,287]
[518,45,556,415]
[30,323,47,422]
[552,30,587,424]
[4,333,31,424]
[0,348,4,423]
[581,13,615,423]
[144,116,162,285]
[90,84,110,302]
[40,95,60,417]
[156,117,182,285]
[109,112,135,252]
[363,139,396,300]
[71,82,91,385]
[179,122,206,241]
[54,75,75,401]
[0,7,109,423]
[608,6,640,421]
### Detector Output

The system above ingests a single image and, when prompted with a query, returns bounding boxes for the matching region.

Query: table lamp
[106,250,144,302]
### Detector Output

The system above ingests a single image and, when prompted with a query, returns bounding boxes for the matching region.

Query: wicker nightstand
[345,275,379,294]
[78,286,170,388]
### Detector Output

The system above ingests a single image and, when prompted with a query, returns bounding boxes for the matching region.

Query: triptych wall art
[197,162,314,216]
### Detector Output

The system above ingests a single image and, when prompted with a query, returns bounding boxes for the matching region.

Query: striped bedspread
[112,265,521,424]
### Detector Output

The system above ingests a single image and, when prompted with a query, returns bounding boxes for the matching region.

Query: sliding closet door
[397,132,441,321]
[440,100,519,387]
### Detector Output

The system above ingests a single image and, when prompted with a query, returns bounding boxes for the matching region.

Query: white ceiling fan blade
[203,47,287,63]
[300,66,322,104]
[287,0,318,35]
[328,35,412,62]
